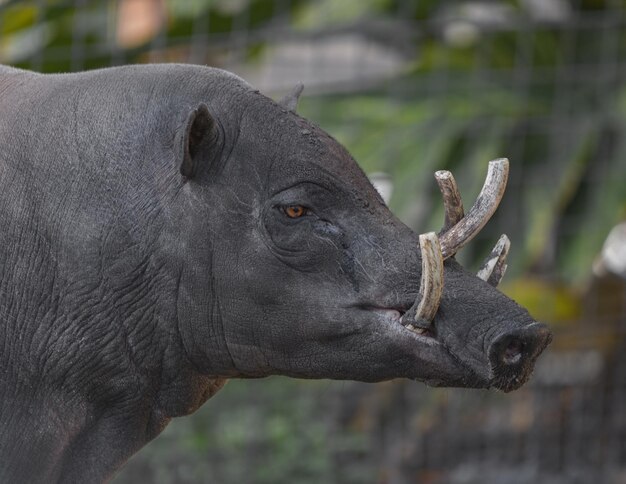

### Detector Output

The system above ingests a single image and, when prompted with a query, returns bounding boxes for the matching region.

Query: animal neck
[0,378,165,482]
[0,324,227,483]
[0,247,227,482]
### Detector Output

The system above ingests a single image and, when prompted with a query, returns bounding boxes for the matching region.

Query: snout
[488,322,552,392]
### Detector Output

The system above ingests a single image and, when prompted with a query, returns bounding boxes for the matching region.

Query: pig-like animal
[0,64,551,482]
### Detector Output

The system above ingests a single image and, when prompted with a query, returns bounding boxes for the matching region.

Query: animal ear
[278,83,304,112]
[179,103,217,178]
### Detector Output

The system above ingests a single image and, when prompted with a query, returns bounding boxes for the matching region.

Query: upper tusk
[476,234,510,287]
[439,158,509,260]
[403,160,510,329]
[414,232,444,325]
[435,170,464,232]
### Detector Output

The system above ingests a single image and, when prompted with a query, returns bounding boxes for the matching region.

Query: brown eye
[283,205,308,218]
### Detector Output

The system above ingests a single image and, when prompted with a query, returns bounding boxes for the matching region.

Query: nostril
[488,322,552,391]
[502,338,524,365]
[489,322,552,371]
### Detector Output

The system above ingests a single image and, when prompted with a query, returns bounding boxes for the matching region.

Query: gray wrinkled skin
[0,64,551,482]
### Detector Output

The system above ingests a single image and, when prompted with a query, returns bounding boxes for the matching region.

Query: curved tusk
[477,234,510,287]
[435,170,464,232]
[439,158,509,260]
[412,232,444,326]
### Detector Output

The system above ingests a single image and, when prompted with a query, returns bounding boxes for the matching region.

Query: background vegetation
[1,1,625,482]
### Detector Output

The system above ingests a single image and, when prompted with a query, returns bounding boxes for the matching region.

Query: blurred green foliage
[116,377,377,483]
[303,88,625,282]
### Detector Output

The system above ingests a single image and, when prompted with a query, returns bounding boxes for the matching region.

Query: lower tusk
[414,232,444,325]
[477,234,510,287]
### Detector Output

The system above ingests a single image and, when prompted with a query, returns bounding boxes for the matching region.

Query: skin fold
[0,64,551,482]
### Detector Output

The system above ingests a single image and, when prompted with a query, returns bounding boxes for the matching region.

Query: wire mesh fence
[1,1,625,483]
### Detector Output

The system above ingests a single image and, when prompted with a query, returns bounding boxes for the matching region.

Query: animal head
[167,74,551,392]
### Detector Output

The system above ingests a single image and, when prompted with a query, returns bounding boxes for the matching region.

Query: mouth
[358,304,484,387]
[366,306,438,342]
[363,306,551,390]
